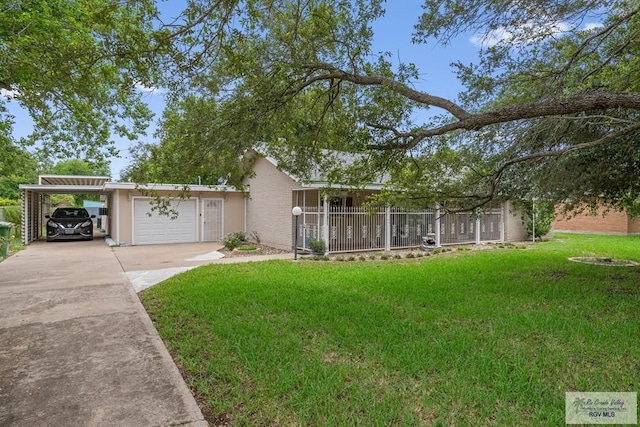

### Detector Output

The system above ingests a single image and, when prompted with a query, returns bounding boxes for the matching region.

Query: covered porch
[292,188,504,254]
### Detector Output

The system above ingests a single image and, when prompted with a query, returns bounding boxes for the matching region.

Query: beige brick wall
[553,205,631,234]
[244,157,299,250]
[503,201,529,242]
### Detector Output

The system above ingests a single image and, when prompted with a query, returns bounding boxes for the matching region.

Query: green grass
[141,234,640,426]
[236,245,258,251]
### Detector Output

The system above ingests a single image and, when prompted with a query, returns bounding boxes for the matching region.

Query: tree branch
[368,92,640,150]
[295,63,472,119]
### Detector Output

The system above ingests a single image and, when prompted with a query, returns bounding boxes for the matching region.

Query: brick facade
[553,205,640,235]
[244,157,300,250]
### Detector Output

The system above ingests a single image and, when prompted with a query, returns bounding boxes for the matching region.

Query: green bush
[2,206,21,236]
[523,199,556,240]
[308,239,326,254]
[0,198,20,207]
[222,232,246,250]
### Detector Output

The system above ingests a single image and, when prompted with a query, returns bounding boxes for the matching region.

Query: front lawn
[141,234,640,426]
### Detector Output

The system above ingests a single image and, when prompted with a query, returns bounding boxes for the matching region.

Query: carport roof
[38,175,111,186]
[20,175,241,194]
[20,175,111,194]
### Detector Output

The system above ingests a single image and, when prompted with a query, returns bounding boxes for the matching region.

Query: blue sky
[6,1,481,180]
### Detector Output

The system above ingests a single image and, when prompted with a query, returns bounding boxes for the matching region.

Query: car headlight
[80,220,92,228]
[47,220,62,228]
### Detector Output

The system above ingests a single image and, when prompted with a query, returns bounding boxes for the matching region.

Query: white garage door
[133,199,197,245]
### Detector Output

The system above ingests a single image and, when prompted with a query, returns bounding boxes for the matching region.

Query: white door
[133,199,197,245]
[202,199,224,241]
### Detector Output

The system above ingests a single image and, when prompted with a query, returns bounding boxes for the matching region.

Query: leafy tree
[0,0,164,162]
[50,159,110,177]
[522,200,556,241]
[121,95,248,186]
[146,0,640,213]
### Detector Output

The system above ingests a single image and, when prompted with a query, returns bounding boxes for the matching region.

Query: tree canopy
[4,0,639,213]
[128,0,638,213]
[0,0,163,163]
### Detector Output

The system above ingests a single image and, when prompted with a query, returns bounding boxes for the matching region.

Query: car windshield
[51,208,90,219]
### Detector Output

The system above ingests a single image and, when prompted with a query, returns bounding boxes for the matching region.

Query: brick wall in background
[553,205,639,235]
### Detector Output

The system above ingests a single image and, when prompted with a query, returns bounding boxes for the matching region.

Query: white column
[323,194,329,253]
[22,189,28,245]
[475,210,481,245]
[385,206,391,251]
[435,204,441,247]
[501,205,506,242]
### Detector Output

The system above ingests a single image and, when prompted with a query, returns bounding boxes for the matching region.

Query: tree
[0,0,164,162]
[523,200,556,241]
[121,95,249,186]
[50,159,110,177]
[147,0,639,213]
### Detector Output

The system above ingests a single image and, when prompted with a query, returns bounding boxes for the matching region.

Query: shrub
[522,199,555,240]
[308,239,326,254]
[405,252,415,259]
[335,256,345,262]
[393,254,402,259]
[222,232,246,250]
[380,254,389,260]
[0,198,20,207]
[347,255,356,261]
[369,255,377,260]
[359,255,367,262]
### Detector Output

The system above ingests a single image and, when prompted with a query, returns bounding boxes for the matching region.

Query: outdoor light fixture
[292,206,302,260]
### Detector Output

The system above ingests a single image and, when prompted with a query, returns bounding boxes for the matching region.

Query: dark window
[52,208,90,219]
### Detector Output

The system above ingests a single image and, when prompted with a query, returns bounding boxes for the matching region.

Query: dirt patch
[606,286,637,296]
[568,257,639,267]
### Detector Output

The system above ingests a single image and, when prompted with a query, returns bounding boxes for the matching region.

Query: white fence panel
[298,205,503,253]
[328,207,386,253]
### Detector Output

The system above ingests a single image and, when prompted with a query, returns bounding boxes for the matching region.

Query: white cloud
[583,22,604,32]
[470,21,573,48]
[134,83,163,94]
[0,88,20,99]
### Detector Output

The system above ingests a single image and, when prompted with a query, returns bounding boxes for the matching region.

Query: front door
[202,199,224,241]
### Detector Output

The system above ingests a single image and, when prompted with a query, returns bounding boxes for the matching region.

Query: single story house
[21,159,529,251]
[243,154,529,252]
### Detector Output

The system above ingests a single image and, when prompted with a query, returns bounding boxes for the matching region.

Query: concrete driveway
[0,239,208,427]
[113,242,292,292]
[113,243,226,292]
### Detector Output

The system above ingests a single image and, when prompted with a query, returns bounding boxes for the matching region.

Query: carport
[19,175,247,247]
[19,175,111,246]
